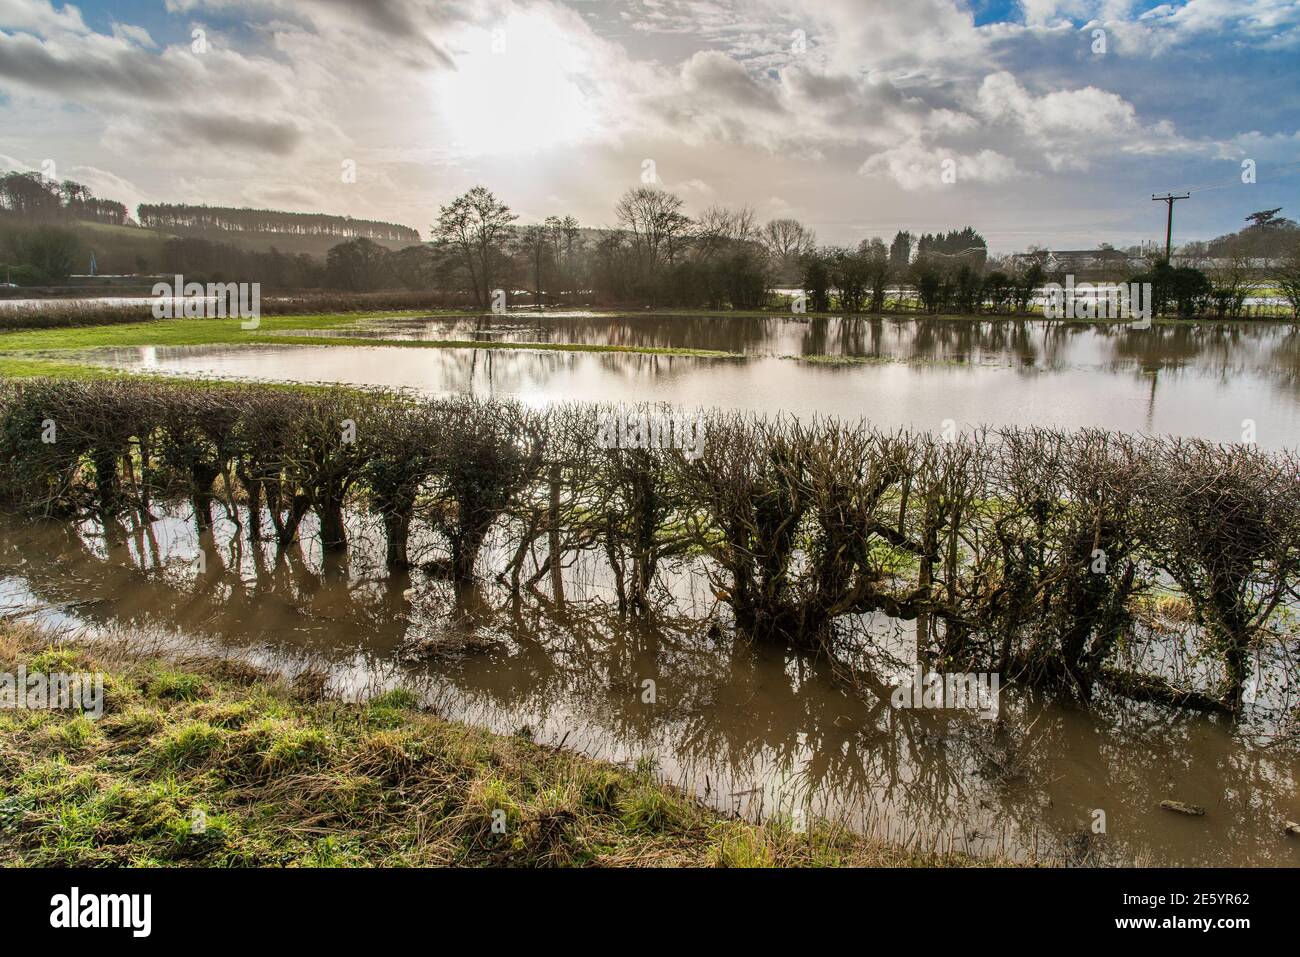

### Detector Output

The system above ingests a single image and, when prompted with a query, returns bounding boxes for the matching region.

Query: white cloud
[0,0,88,35]
[974,71,1189,161]
[859,143,1021,191]
[1023,0,1300,54]
[0,0,1292,248]
[110,22,157,48]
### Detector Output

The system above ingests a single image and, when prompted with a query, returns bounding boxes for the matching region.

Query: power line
[1146,159,1300,260]
[1162,159,1300,196]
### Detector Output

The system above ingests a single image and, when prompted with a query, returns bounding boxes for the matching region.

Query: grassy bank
[0,311,406,352]
[0,294,482,332]
[0,624,995,868]
[0,311,740,377]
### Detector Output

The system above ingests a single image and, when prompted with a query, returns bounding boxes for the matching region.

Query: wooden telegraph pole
[1151,192,1190,263]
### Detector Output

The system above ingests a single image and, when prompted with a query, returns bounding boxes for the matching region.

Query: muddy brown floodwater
[2,504,1297,867]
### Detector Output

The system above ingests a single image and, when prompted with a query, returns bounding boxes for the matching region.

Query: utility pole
[1151,192,1190,263]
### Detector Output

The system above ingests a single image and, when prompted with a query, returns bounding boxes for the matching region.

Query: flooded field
[2,505,1297,867]
[90,316,1300,448]
[9,314,1300,866]
[275,311,1296,359]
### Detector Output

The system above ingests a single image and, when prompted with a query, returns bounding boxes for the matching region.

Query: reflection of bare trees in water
[1103,321,1300,408]
[0,510,962,802]
[419,314,788,354]
[785,317,1300,402]
[1266,325,1300,394]
[3,505,1298,864]
[976,691,1300,865]
[1109,322,1225,375]
[337,314,1300,381]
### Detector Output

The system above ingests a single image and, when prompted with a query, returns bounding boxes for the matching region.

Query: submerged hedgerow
[0,377,1297,713]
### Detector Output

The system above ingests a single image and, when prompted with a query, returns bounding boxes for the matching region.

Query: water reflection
[283,314,1300,370]
[92,316,1300,448]
[2,507,1296,866]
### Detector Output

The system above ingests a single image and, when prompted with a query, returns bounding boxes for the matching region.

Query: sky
[0,0,1298,252]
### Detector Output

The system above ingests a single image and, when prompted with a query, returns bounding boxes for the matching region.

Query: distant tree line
[1198,208,1300,260]
[0,173,124,283]
[413,184,1049,314]
[137,203,420,243]
[400,186,1297,318]
[156,237,324,289]
[420,186,821,311]
[9,171,1300,319]
[0,172,128,225]
[0,225,84,284]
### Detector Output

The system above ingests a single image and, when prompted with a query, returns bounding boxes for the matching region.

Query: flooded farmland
[2,501,1297,867]
[89,316,1300,448]
[6,314,1300,866]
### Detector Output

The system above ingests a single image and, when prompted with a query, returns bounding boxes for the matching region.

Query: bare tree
[1207,252,1253,318]
[859,237,891,312]
[516,224,551,308]
[760,218,815,283]
[614,186,691,273]
[433,186,517,311]
[692,205,757,261]
[695,206,734,261]
[1273,238,1300,320]
[545,214,582,298]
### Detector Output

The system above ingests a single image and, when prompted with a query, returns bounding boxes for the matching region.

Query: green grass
[73,219,175,239]
[0,622,1009,868]
[0,311,386,352]
[0,311,742,377]
[0,356,139,378]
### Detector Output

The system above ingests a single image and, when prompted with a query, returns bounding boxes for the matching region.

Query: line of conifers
[2,378,1297,717]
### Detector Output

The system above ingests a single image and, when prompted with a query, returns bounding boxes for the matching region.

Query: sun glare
[434,12,599,157]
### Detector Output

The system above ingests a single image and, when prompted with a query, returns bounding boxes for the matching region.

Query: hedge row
[1,378,1297,714]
